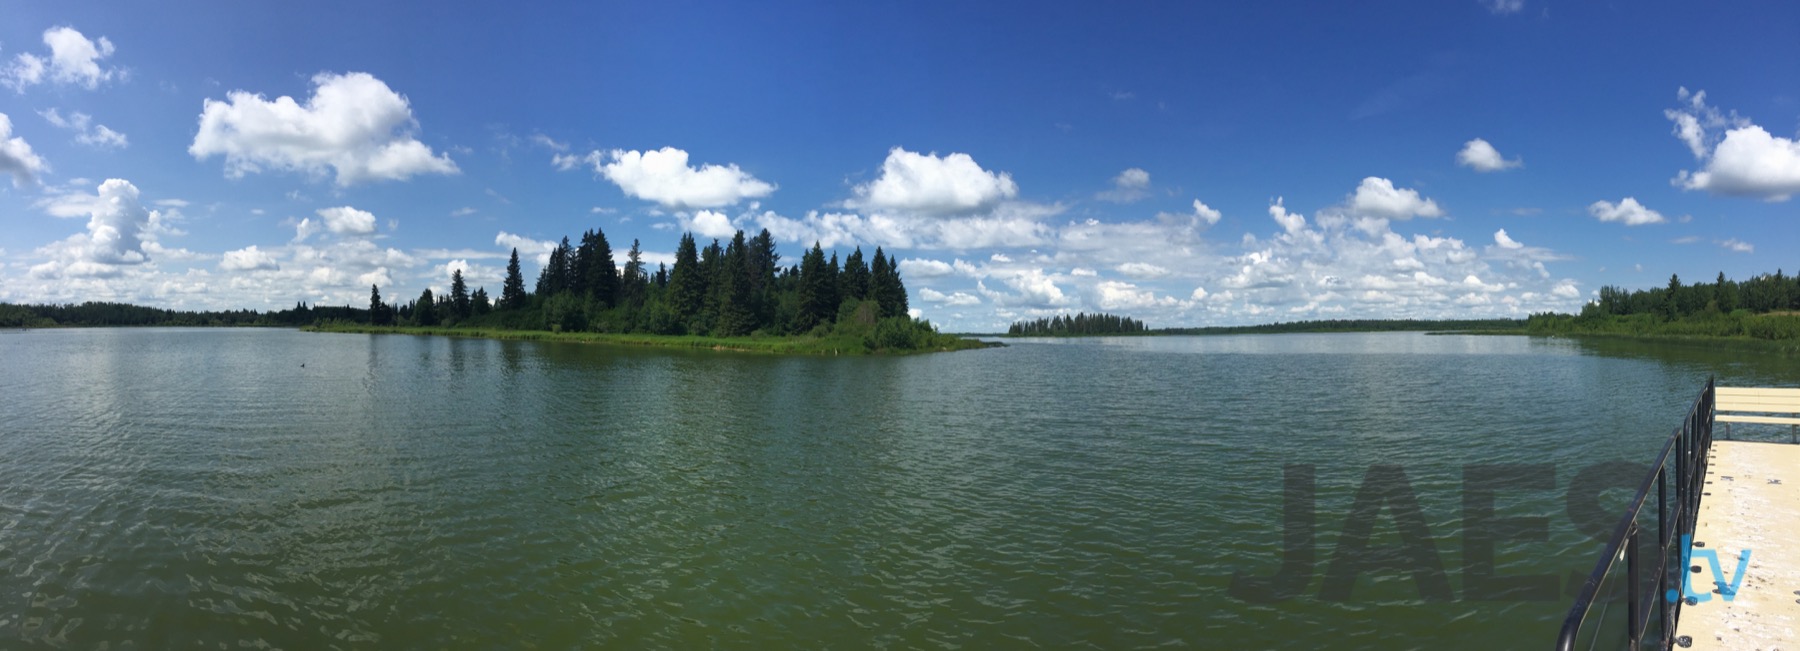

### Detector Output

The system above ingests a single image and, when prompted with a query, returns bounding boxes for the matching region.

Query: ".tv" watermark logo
[1671,534,1751,604]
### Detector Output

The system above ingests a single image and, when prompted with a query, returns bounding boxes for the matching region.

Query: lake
[2,328,1796,649]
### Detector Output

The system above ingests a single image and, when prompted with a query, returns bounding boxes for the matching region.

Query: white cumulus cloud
[1158,198,1223,226]
[1269,197,1306,234]
[593,147,774,209]
[1588,197,1665,226]
[687,209,738,239]
[29,179,154,278]
[1097,167,1151,203]
[3,26,120,92]
[496,231,557,265]
[898,258,955,278]
[1456,138,1521,172]
[1493,229,1523,249]
[219,245,280,272]
[1117,261,1170,278]
[1666,88,1800,201]
[1094,280,1176,311]
[0,113,49,186]
[317,206,377,235]
[1348,177,1444,220]
[850,147,1018,215]
[920,287,981,306]
[189,72,459,185]
[40,108,128,149]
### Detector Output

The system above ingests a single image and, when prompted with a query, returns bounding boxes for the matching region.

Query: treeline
[1586,271,1797,318]
[1159,318,1523,335]
[1008,312,1147,336]
[1526,270,1800,341]
[0,301,356,328]
[368,226,961,351]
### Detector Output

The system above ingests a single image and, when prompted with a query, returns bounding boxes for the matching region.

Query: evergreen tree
[840,247,870,303]
[1665,274,1682,320]
[502,248,527,309]
[472,287,491,315]
[537,237,573,297]
[622,238,648,306]
[450,269,471,319]
[1716,272,1737,312]
[795,242,837,331]
[369,284,389,325]
[668,233,705,327]
[696,238,725,331]
[711,231,755,336]
[573,228,619,306]
[748,229,780,322]
[415,288,438,326]
[886,252,908,317]
[869,247,909,318]
[825,252,841,316]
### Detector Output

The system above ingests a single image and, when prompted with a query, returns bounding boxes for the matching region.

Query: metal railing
[1555,378,1715,650]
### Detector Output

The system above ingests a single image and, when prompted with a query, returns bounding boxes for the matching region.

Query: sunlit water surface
[2,328,1796,649]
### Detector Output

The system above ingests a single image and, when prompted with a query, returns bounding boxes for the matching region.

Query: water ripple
[1,329,1795,648]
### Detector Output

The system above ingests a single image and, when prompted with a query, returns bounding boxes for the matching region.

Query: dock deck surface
[1674,440,1800,648]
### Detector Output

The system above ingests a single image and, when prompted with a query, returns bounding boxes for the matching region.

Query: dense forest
[1526,270,1800,341]
[1008,312,1147,336]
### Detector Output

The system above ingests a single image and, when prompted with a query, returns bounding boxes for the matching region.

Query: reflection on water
[0,328,1794,648]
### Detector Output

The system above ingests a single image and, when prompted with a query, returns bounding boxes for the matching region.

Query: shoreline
[301,323,1001,355]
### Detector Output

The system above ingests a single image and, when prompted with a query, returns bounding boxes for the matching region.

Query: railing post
[1658,470,1671,646]
[1627,526,1642,647]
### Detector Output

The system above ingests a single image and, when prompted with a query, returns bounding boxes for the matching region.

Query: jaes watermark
[1227,463,1751,603]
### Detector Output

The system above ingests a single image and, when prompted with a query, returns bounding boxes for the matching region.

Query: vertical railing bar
[1627,526,1642,647]
[1658,468,1670,646]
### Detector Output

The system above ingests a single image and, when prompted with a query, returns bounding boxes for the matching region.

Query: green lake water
[2,328,1797,649]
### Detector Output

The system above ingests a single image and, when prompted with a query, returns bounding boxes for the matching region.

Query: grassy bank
[303,322,1000,355]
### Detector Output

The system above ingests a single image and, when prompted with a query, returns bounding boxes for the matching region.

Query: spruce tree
[622,238,647,306]
[369,284,387,325]
[502,248,527,310]
[712,232,755,336]
[415,288,438,326]
[668,233,705,326]
[450,269,471,319]
[795,242,837,331]
[840,247,870,303]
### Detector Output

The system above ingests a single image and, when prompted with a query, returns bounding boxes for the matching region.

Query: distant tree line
[1158,318,1524,335]
[1527,270,1800,341]
[0,300,359,328]
[1008,312,1147,336]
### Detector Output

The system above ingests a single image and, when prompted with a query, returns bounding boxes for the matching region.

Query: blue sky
[1,1,1796,331]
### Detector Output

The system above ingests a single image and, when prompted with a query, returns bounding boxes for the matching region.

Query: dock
[1671,388,1800,648]
[1673,440,1800,647]
[1558,382,1800,650]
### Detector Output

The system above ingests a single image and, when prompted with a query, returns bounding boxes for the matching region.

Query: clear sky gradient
[2,1,1796,331]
